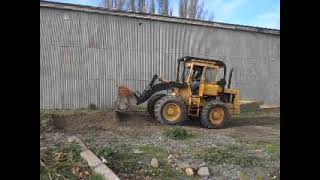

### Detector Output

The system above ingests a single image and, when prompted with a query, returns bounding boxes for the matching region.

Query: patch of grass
[138,144,168,159]
[163,126,193,140]
[265,143,280,157]
[239,171,265,180]
[256,175,264,180]
[89,173,104,180]
[143,164,191,180]
[138,144,193,179]
[96,145,141,174]
[195,146,265,167]
[233,111,280,119]
[239,172,248,180]
[237,139,280,159]
[40,143,91,180]
[252,141,280,159]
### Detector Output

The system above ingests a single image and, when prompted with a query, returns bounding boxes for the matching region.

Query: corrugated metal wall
[40,6,280,109]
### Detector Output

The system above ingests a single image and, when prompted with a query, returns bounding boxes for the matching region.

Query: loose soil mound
[40,110,165,136]
[41,110,114,132]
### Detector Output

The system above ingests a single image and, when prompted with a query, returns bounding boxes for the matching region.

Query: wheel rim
[209,106,225,124]
[162,103,181,121]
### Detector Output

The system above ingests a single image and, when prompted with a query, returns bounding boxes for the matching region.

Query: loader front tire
[147,94,166,119]
[200,100,230,129]
[154,96,187,125]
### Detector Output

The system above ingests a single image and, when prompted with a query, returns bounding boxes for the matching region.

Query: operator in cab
[191,66,203,94]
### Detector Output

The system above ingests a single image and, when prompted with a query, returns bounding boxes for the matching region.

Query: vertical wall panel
[40,6,280,109]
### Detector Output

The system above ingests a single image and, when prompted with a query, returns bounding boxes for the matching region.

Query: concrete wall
[40,2,280,109]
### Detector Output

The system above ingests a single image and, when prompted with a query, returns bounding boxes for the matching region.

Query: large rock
[197,167,210,176]
[151,158,159,168]
[185,167,194,176]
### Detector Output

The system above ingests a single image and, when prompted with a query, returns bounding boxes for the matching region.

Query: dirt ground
[40,109,280,180]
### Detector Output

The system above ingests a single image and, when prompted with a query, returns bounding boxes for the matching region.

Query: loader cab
[176,56,227,98]
[186,63,225,96]
[176,56,227,86]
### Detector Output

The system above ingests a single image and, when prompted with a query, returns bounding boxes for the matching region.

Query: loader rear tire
[147,94,166,119]
[200,100,230,129]
[154,96,187,125]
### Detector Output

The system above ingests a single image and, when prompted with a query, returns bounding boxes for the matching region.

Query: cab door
[200,67,221,96]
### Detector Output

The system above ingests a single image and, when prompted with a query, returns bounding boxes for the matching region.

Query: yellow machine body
[172,60,240,116]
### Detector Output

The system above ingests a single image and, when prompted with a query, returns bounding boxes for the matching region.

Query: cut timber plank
[259,105,280,113]
[240,100,263,112]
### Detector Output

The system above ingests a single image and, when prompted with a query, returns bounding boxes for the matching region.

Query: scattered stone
[186,167,194,176]
[133,149,143,154]
[67,136,79,143]
[199,162,207,167]
[177,160,190,169]
[168,154,174,160]
[198,167,210,176]
[151,158,159,168]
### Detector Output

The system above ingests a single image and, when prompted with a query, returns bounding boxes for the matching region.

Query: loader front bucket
[113,85,138,121]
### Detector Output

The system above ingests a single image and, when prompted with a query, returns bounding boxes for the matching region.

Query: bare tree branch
[99,0,213,21]
[137,0,147,12]
[128,0,136,11]
[101,0,114,8]
[115,0,126,10]
[149,0,155,14]
[169,7,173,16]
[179,0,212,20]
[188,0,198,19]
[158,0,169,15]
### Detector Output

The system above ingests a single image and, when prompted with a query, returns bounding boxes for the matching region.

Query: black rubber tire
[154,96,187,125]
[147,94,166,118]
[200,100,230,129]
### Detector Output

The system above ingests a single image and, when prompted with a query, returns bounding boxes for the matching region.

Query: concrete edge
[68,136,120,180]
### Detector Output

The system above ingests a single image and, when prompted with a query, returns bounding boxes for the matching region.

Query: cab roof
[177,56,226,68]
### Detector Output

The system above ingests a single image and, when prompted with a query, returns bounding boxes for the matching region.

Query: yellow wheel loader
[114,56,240,129]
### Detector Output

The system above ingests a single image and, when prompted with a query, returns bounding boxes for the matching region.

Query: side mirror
[228,68,234,89]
